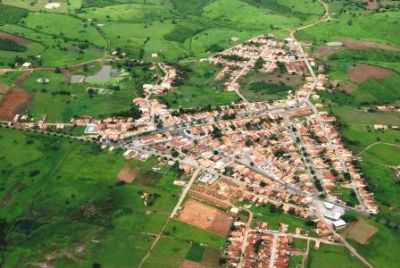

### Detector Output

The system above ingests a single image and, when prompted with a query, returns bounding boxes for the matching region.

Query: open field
[348,64,394,83]
[306,243,365,268]
[297,11,400,47]
[177,199,232,236]
[250,204,313,233]
[0,0,330,67]
[342,219,378,245]
[0,127,183,267]
[0,89,32,120]
[19,63,149,121]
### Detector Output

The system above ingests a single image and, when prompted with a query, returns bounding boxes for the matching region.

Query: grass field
[306,244,365,268]
[297,11,400,47]
[20,63,150,121]
[250,204,313,233]
[0,127,183,267]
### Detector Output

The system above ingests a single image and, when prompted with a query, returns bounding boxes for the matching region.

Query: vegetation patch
[341,219,378,244]
[348,64,394,83]
[0,4,28,25]
[186,242,205,262]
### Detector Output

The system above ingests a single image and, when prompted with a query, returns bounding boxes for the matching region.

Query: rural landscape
[0,0,400,268]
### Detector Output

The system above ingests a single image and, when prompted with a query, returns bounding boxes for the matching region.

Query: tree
[211,126,222,139]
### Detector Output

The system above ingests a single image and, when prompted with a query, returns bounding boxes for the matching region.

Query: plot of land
[349,64,394,83]
[117,166,138,183]
[342,219,378,244]
[342,39,400,51]
[0,31,30,46]
[180,260,205,268]
[0,89,32,120]
[177,199,232,236]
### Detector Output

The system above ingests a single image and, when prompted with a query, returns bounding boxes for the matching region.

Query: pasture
[20,64,149,122]
[0,127,182,267]
[306,243,365,268]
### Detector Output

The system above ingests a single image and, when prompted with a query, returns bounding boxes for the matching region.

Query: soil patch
[180,260,205,268]
[0,89,32,120]
[316,38,400,58]
[342,219,377,244]
[342,39,400,52]
[0,32,30,46]
[316,46,343,57]
[201,248,221,268]
[349,64,394,83]
[177,199,232,236]
[117,166,138,183]
[366,0,380,10]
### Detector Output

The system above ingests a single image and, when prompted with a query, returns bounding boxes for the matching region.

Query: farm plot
[348,64,394,83]
[177,199,233,236]
[342,219,378,245]
[0,89,32,120]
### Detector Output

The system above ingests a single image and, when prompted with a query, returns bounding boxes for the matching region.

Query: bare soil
[117,166,138,183]
[342,219,378,244]
[0,32,30,46]
[180,260,205,268]
[342,39,400,51]
[177,199,233,236]
[366,0,380,10]
[0,89,32,120]
[349,64,394,83]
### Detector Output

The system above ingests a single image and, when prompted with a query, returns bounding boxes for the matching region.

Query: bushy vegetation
[159,62,239,109]
[0,39,26,52]
[0,4,28,25]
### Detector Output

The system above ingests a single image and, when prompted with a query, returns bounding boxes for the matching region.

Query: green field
[306,244,365,268]
[250,204,314,233]
[297,11,400,47]
[19,63,152,122]
[0,0,325,65]
[0,126,182,267]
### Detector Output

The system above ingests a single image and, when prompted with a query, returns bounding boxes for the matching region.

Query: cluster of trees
[0,39,26,52]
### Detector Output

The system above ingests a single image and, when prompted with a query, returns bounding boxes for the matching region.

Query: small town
[4,32,380,268]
